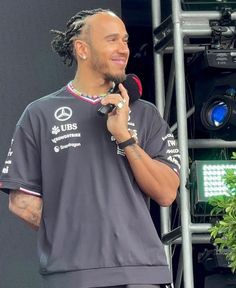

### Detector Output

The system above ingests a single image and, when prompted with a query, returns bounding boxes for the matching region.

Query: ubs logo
[54,107,72,121]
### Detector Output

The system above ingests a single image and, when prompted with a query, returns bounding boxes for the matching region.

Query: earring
[81,55,87,60]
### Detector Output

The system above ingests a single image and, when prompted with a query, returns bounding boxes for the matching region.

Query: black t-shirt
[0,85,180,288]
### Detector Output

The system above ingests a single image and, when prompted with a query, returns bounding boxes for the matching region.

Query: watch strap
[118,137,136,149]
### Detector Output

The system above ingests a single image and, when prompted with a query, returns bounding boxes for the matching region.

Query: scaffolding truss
[151,1,236,287]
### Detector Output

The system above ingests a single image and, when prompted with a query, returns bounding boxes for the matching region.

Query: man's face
[85,13,130,83]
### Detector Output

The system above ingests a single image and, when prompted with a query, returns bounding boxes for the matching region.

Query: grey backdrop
[0,1,121,287]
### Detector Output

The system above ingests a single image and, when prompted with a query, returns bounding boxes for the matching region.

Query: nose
[118,40,129,55]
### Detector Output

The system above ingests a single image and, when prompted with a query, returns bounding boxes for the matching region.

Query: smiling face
[81,12,130,83]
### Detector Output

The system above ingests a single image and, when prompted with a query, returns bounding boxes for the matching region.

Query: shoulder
[27,86,67,111]
[17,86,68,123]
[131,99,171,136]
[133,99,161,112]
[132,99,164,121]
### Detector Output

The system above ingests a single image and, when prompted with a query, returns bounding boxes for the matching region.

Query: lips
[112,58,127,66]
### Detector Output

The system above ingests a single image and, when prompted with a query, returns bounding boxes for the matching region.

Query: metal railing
[151,1,236,287]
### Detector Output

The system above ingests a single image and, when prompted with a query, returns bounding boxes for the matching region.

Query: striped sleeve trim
[19,187,42,197]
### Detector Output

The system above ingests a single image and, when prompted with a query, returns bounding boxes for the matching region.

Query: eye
[107,36,117,42]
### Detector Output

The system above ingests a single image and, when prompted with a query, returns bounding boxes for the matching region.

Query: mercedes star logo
[54,107,72,121]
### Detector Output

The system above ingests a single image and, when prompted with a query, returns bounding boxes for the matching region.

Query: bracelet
[118,130,138,149]
[118,137,136,149]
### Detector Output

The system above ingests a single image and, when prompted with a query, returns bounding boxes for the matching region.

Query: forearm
[101,85,179,205]
[9,191,43,231]
[123,143,180,206]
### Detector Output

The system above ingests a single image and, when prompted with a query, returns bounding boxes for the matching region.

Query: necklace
[68,81,114,100]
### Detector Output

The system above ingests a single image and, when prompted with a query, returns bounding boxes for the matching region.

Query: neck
[72,70,113,96]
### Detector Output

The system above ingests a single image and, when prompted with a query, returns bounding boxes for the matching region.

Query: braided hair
[51,8,111,66]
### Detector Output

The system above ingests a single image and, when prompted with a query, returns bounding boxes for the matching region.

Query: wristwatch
[118,130,138,149]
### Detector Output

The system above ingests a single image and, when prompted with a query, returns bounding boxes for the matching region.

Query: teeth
[113,59,126,61]
[114,60,126,63]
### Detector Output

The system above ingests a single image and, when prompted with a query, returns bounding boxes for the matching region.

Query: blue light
[225,87,236,97]
[210,102,229,127]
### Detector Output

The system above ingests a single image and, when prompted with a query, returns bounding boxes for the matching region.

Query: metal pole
[151,0,173,272]
[188,139,236,149]
[171,1,194,287]
[164,56,175,122]
[181,10,236,19]
[175,248,183,288]
[190,223,212,233]
[151,0,165,113]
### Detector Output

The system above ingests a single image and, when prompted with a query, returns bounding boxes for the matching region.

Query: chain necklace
[68,81,115,100]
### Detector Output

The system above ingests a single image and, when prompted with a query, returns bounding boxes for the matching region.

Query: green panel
[190,160,236,216]
[194,160,236,202]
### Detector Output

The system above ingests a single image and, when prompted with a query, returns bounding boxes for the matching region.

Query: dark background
[0,1,159,287]
[0,1,123,288]
[1,1,230,287]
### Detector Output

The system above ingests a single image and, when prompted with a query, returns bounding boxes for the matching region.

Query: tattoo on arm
[10,192,30,209]
[9,191,43,230]
[127,144,142,160]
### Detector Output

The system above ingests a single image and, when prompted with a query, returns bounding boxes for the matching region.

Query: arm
[101,84,180,206]
[9,190,43,230]
[121,143,179,206]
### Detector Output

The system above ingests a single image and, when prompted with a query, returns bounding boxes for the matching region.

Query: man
[0,8,180,288]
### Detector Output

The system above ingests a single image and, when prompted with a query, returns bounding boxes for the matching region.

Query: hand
[100,83,130,142]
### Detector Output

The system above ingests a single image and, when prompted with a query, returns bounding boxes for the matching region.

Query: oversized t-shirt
[0,84,180,288]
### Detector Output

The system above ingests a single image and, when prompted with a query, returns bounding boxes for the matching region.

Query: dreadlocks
[50,8,111,66]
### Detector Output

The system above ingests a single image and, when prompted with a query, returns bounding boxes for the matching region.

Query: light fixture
[190,160,236,215]
[200,86,236,140]
[187,48,236,140]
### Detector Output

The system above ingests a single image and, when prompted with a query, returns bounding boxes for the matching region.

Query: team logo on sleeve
[2,139,14,174]
[54,107,72,121]
[162,134,181,170]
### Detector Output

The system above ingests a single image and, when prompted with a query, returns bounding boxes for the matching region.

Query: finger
[116,98,127,110]
[118,83,129,104]
[100,94,124,106]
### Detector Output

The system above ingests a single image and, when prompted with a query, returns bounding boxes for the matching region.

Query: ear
[74,39,88,60]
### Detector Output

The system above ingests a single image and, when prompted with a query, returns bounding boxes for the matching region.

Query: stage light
[200,86,236,140]
[181,0,236,11]
[190,160,236,215]
[187,48,236,140]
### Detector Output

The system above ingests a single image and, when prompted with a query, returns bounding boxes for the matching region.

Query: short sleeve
[144,108,181,175]
[0,111,42,196]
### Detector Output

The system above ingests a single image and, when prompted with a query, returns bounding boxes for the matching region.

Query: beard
[89,48,127,84]
[104,72,126,84]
